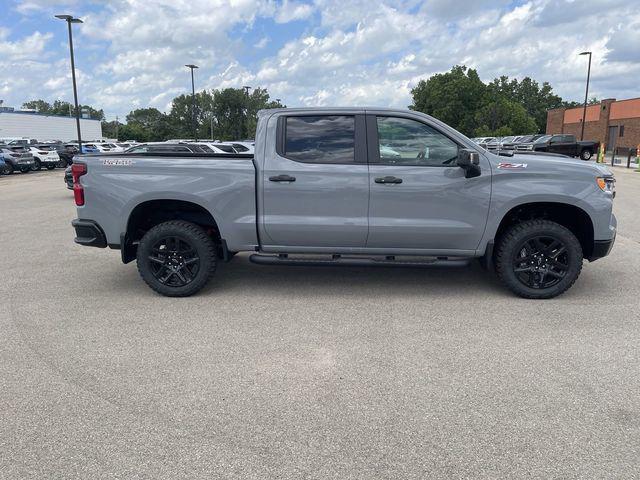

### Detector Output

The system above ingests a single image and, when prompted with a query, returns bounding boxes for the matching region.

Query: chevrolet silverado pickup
[70,108,617,299]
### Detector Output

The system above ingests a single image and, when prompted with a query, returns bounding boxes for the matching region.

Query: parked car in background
[195,142,242,154]
[82,143,104,153]
[53,143,78,167]
[512,134,547,151]
[476,137,499,150]
[531,134,599,160]
[0,145,35,173]
[28,144,60,170]
[124,143,212,154]
[229,141,255,153]
[64,165,73,189]
[0,154,7,175]
[532,134,600,160]
[5,137,39,146]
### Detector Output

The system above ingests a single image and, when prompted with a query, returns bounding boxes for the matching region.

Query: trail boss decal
[103,158,134,166]
[497,162,527,169]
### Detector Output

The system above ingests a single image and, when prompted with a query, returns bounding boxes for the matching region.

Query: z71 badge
[497,162,527,169]
[103,158,133,166]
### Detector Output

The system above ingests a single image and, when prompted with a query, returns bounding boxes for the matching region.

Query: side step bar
[249,254,471,268]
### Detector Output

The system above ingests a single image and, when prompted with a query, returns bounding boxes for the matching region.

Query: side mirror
[457,149,481,178]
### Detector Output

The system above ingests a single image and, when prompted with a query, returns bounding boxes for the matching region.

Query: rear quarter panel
[77,155,258,250]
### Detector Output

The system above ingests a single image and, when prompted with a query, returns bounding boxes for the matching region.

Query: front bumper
[588,213,617,261]
[71,219,107,248]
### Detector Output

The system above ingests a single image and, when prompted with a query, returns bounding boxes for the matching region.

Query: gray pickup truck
[71,108,617,299]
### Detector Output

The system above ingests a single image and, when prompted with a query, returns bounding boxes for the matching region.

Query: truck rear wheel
[580,149,593,160]
[495,220,583,299]
[136,220,217,297]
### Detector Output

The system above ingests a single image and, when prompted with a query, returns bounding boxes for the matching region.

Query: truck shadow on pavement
[203,254,505,299]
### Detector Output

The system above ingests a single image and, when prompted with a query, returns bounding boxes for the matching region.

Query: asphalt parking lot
[1,168,640,479]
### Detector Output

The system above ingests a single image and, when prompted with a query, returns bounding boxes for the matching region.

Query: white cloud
[3,0,639,120]
[0,30,52,60]
[275,0,314,23]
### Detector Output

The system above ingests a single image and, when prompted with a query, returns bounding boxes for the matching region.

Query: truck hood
[491,151,613,176]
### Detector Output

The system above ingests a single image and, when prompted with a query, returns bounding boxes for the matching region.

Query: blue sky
[1,0,638,121]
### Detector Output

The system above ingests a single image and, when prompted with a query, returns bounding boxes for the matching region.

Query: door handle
[374,176,403,184]
[269,174,296,182]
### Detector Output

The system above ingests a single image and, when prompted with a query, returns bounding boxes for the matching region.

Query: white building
[0,111,102,142]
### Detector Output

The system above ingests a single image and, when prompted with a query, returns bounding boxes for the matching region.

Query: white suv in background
[28,144,60,170]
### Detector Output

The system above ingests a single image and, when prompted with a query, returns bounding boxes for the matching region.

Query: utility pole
[579,51,592,141]
[115,115,119,140]
[55,14,83,149]
[242,86,251,140]
[185,64,199,141]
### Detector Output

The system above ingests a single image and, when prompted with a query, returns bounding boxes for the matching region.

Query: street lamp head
[55,14,83,23]
[579,51,591,56]
[185,64,199,69]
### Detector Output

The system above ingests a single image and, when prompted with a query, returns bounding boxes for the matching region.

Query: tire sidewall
[498,222,583,298]
[137,222,216,297]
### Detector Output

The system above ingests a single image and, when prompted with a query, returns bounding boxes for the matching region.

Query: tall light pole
[55,14,83,150]
[185,64,199,141]
[579,51,592,141]
[242,86,251,139]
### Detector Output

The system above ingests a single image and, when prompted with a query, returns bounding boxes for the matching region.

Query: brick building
[546,97,640,152]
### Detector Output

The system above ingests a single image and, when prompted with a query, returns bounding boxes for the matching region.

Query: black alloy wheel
[148,236,200,287]
[495,219,583,299]
[136,220,217,297]
[512,236,568,289]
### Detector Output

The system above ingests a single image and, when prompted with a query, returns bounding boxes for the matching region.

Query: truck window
[376,116,459,166]
[284,115,355,164]
[562,135,575,142]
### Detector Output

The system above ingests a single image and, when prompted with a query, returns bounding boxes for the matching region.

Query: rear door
[260,113,369,248]
[366,113,491,252]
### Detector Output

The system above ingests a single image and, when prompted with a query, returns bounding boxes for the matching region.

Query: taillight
[71,163,87,206]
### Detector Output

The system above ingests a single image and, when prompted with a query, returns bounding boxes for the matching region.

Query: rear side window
[283,115,355,164]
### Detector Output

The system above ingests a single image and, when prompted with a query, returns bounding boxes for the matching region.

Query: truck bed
[78,152,259,251]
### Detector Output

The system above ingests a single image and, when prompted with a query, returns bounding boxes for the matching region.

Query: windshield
[534,135,551,143]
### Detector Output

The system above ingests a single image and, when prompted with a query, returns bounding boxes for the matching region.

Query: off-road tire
[136,220,217,297]
[495,219,583,299]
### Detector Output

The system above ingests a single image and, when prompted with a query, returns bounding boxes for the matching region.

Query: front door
[261,114,369,249]
[366,114,491,252]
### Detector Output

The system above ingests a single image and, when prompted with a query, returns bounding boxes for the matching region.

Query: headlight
[597,176,615,197]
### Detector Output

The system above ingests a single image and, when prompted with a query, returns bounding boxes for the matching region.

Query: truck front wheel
[136,220,217,297]
[495,220,583,299]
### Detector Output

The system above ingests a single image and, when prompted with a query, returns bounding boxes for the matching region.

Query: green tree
[22,99,104,120]
[474,97,538,137]
[409,65,487,135]
[486,76,563,133]
[168,87,285,141]
[122,108,172,142]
